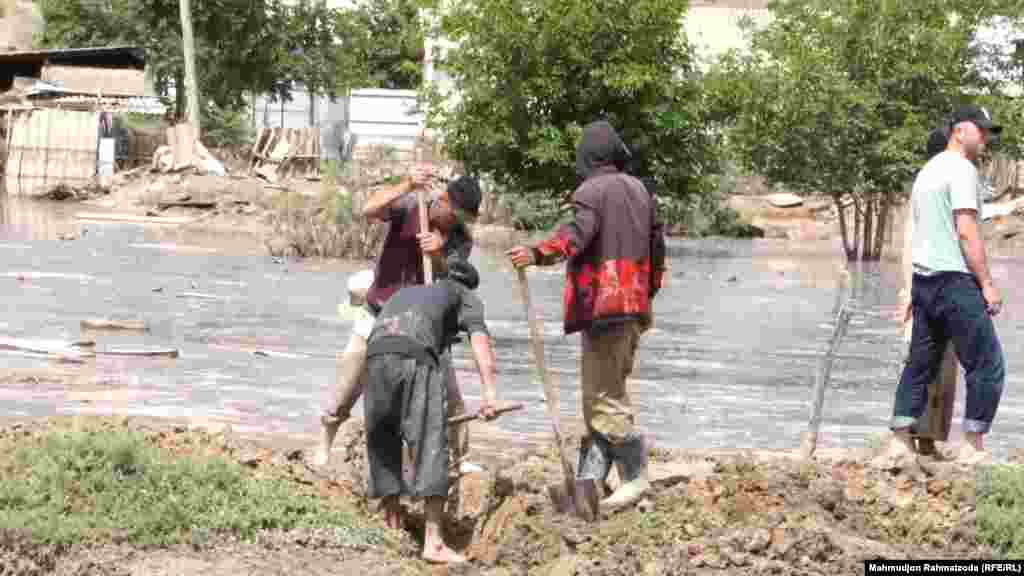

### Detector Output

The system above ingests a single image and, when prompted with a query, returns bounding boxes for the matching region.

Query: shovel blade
[547,479,600,521]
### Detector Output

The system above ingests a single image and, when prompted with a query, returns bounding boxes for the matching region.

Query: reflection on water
[1,194,1022,460]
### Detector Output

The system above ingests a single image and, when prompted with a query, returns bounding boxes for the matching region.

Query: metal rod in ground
[800,299,853,458]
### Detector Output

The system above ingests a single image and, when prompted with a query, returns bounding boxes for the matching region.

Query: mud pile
[0,416,1000,576]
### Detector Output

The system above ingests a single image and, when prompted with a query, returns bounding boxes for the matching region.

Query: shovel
[447,402,525,425]
[514,268,599,522]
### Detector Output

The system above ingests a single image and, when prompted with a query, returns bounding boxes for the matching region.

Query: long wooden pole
[415,141,433,284]
[800,292,852,458]
[515,268,597,520]
[179,0,201,134]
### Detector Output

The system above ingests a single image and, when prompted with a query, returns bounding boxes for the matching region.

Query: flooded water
[2,194,1024,460]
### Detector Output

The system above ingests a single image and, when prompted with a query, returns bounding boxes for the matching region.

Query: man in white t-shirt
[886,104,1006,464]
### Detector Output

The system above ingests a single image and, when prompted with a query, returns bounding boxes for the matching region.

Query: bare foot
[956,442,992,466]
[383,500,403,530]
[422,542,466,565]
[871,433,917,470]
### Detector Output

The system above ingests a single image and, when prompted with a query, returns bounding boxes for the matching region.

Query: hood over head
[575,120,631,180]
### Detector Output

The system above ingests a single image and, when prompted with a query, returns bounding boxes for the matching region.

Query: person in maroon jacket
[507,120,667,509]
[316,166,482,468]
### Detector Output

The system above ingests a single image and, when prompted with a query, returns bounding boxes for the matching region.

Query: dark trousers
[892,272,1006,435]
[364,353,449,499]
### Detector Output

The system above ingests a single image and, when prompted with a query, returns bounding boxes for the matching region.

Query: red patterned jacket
[531,164,666,335]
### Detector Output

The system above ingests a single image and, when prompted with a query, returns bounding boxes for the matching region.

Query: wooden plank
[900,202,957,444]
[80,112,99,185]
[3,111,19,195]
[54,110,68,190]
[0,336,96,359]
[157,201,216,210]
[16,110,31,196]
[80,318,149,332]
[83,111,98,184]
[98,347,179,359]
[51,110,67,191]
[31,109,47,194]
[38,108,50,193]
[74,212,196,225]
[0,349,88,365]
[20,110,38,195]
[248,127,263,171]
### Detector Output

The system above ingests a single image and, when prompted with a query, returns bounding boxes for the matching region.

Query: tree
[272,1,372,115]
[36,0,361,131]
[353,0,424,89]
[420,0,722,221]
[706,0,1024,260]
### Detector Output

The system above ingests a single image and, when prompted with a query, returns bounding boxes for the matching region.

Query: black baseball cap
[950,104,1002,134]
[447,176,481,217]
[444,257,480,290]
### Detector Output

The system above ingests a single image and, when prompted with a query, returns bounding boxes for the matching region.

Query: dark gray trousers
[364,353,449,499]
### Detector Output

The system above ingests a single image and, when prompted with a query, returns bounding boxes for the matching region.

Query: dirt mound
[0,416,1002,575]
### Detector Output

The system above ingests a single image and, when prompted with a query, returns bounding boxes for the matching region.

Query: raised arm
[506,188,601,268]
[362,167,432,221]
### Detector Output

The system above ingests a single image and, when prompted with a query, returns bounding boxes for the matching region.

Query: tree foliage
[36,0,424,128]
[421,0,723,226]
[705,0,1024,260]
[354,0,424,89]
[37,0,285,114]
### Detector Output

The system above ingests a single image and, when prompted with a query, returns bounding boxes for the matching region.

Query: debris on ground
[0,413,1005,576]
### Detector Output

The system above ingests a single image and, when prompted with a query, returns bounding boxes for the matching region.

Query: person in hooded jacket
[506,120,667,509]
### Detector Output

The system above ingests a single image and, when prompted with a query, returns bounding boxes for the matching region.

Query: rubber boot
[576,433,613,484]
[601,434,649,510]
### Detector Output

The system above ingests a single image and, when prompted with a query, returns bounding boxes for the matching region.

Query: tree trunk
[872,190,891,260]
[835,194,855,260]
[175,70,186,122]
[862,196,874,261]
[852,195,862,261]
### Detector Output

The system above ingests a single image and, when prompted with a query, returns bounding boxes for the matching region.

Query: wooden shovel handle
[415,143,433,285]
[514,268,580,501]
[447,402,525,425]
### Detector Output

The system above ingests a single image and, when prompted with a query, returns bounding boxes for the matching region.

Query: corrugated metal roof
[0,46,145,67]
[0,46,141,58]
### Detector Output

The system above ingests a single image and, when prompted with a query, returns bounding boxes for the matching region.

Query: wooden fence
[3,108,99,196]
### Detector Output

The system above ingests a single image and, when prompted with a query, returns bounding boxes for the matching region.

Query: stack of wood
[249,127,321,183]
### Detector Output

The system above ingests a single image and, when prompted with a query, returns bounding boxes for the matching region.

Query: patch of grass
[978,465,1024,557]
[0,427,377,547]
[579,490,701,557]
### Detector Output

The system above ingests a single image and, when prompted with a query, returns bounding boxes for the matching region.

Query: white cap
[347,269,375,306]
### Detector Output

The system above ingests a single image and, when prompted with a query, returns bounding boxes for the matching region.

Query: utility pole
[309,0,328,128]
[180,0,201,134]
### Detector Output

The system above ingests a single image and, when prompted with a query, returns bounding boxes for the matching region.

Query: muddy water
[2,195,1023,460]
